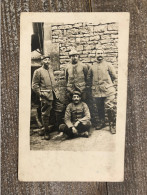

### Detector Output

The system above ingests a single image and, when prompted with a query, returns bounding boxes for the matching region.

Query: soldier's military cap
[69,49,79,56]
[41,55,51,60]
[72,90,81,97]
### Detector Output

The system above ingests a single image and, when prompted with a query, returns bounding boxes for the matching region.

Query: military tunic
[65,62,88,95]
[64,102,91,128]
[88,60,117,97]
[32,65,57,127]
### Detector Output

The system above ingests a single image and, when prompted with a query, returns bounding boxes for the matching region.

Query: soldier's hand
[72,127,78,134]
[54,89,60,99]
[40,92,44,97]
[74,121,80,127]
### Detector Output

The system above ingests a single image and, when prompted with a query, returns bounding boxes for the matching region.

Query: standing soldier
[65,49,88,102]
[32,55,59,140]
[88,49,117,134]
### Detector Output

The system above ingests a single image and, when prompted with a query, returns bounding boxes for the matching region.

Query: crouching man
[54,91,91,140]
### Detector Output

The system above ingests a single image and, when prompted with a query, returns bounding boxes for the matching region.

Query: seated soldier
[53,91,91,140]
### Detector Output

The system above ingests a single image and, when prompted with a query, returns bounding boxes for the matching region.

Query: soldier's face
[71,54,79,64]
[96,50,104,62]
[72,94,81,104]
[42,57,51,68]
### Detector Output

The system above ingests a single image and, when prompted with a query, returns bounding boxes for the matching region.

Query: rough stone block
[78,50,83,55]
[105,52,118,57]
[104,31,118,35]
[64,24,73,29]
[51,26,57,30]
[77,45,83,51]
[52,30,63,36]
[75,34,83,38]
[81,37,89,42]
[69,38,76,43]
[66,29,79,36]
[83,50,91,54]
[52,39,56,43]
[84,45,92,50]
[110,34,118,39]
[83,34,91,37]
[88,26,94,33]
[58,25,65,30]
[58,38,66,43]
[104,42,117,48]
[107,23,118,31]
[72,29,80,35]
[105,56,117,62]
[60,47,66,51]
[89,54,96,58]
[80,54,88,58]
[91,45,97,50]
[94,35,100,40]
[63,30,67,35]
[100,39,112,44]
[101,34,111,40]
[95,43,104,49]
[80,29,89,34]
[90,58,97,63]
[52,35,59,39]
[81,57,91,63]
[60,51,69,56]
[91,50,96,54]
[76,38,81,43]
[90,35,100,41]
[94,25,107,33]
[90,36,95,41]
[73,23,83,28]
[60,55,69,59]
[105,48,118,53]
[60,59,70,64]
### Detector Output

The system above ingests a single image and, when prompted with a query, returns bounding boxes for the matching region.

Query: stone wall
[49,22,118,107]
[51,22,118,71]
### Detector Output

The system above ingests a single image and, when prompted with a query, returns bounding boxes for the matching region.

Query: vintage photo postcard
[19,12,130,181]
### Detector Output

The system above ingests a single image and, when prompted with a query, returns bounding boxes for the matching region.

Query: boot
[95,120,105,130]
[80,131,89,138]
[38,127,45,136]
[35,114,43,128]
[107,109,116,134]
[44,127,50,140]
[110,123,116,134]
[42,123,50,140]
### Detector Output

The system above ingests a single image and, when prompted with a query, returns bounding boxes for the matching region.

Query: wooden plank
[1,0,107,194]
[90,0,147,195]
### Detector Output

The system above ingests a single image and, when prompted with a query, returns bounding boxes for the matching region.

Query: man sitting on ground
[53,91,91,140]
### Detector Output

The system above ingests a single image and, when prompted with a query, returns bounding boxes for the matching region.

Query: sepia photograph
[30,21,118,151]
[19,13,129,181]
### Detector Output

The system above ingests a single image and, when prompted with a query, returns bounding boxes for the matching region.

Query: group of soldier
[32,48,117,140]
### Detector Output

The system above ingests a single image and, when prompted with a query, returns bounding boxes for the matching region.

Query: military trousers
[59,121,91,138]
[94,94,116,123]
[41,100,53,128]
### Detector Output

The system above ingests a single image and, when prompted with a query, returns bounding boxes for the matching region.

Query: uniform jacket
[32,65,57,101]
[88,60,117,97]
[65,62,88,93]
[64,102,91,128]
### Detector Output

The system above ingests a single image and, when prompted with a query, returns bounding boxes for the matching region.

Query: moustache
[97,56,103,60]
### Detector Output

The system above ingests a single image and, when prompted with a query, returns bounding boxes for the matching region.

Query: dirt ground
[30,126,116,151]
